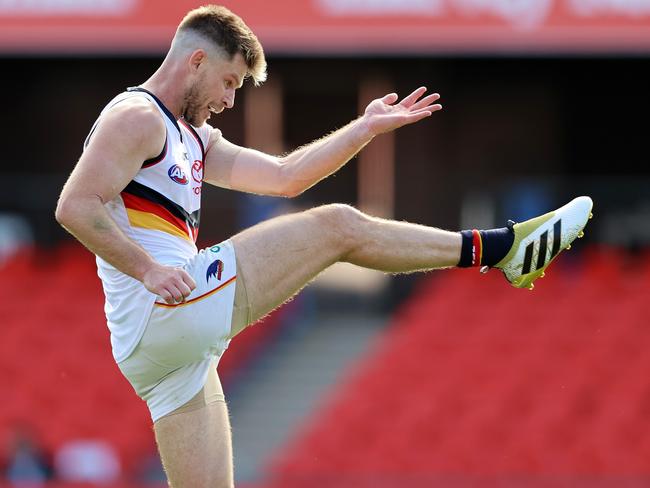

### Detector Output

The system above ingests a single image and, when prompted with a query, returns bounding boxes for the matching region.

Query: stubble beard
[181,81,206,127]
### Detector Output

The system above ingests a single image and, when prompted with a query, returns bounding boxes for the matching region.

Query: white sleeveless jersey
[85,87,219,362]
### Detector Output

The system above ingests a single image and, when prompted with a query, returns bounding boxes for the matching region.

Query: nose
[222,89,235,109]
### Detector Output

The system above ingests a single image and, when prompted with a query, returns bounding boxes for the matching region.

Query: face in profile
[182,51,247,127]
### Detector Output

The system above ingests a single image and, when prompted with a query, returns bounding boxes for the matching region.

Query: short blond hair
[178,5,267,85]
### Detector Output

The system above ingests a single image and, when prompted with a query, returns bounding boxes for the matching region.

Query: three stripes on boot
[522,220,562,275]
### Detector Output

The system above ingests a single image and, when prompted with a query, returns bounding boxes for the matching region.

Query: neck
[141,63,185,120]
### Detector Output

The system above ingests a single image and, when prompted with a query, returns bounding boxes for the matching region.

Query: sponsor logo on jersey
[206,259,224,282]
[192,160,204,183]
[168,164,189,185]
[209,245,221,253]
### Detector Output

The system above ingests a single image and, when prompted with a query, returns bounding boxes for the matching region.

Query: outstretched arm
[203,87,441,197]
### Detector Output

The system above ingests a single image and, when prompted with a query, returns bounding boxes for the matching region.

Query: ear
[188,48,207,73]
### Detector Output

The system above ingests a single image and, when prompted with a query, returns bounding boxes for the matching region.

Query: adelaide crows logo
[206,259,224,283]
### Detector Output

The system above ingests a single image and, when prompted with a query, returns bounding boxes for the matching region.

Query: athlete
[55,5,593,487]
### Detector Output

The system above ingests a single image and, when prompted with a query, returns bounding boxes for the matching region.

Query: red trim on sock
[472,229,483,266]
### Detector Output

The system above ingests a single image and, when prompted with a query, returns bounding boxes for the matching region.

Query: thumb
[380,93,399,105]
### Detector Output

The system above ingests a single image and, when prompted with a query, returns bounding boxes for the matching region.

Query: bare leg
[231,203,461,325]
[154,392,233,487]
[151,204,459,484]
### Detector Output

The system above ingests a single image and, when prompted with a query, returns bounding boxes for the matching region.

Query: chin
[184,115,200,127]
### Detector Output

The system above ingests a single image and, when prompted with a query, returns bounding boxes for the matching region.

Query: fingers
[159,290,175,305]
[410,93,441,111]
[399,86,428,107]
[169,285,185,304]
[411,104,442,116]
[150,268,196,305]
[403,111,434,124]
[397,103,442,125]
[181,269,197,291]
[177,280,193,299]
[166,271,194,304]
[159,285,187,305]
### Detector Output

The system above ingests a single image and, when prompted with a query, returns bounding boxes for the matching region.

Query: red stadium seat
[268,246,650,485]
[0,242,287,478]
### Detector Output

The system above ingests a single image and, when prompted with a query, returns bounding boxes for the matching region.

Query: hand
[361,87,442,136]
[142,263,197,304]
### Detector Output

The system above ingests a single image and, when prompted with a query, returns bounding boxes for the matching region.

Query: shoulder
[103,97,166,138]
[90,96,166,158]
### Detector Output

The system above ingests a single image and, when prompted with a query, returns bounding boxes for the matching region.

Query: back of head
[176,5,267,85]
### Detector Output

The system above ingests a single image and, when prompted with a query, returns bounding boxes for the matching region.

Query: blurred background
[1,0,649,486]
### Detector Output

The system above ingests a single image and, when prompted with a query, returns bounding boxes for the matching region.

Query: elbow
[282,188,303,198]
[55,196,77,230]
[278,170,305,198]
[276,162,305,198]
[55,200,70,229]
[280,182,306,198]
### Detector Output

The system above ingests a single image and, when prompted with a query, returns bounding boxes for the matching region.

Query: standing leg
[153,369,233,488]
[231,203,461,325]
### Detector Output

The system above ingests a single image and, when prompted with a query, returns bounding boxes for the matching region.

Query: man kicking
[55,4,592,487]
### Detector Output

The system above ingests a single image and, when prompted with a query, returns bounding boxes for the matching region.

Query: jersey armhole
[142,135,168,168]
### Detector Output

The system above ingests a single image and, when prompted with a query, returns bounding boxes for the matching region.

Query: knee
[167,470,232,488]
[195,468,234,488]
[210,475,234,488]
[176,475,231,488]
[310,203,368,245]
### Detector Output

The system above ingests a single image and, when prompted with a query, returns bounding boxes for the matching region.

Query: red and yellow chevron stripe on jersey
[121,180,200,242]
[122,192,193,242]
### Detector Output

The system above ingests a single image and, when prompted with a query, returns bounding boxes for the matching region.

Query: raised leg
[231,203,461,326]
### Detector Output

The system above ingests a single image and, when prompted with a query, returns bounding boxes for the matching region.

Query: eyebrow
[229,73,244,89]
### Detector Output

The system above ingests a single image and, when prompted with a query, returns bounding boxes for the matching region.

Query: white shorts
[118,239,249,422]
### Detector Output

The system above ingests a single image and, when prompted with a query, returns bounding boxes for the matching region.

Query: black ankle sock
[458,230,479,267]
[480,227,515,267]
[458,226,514,268]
